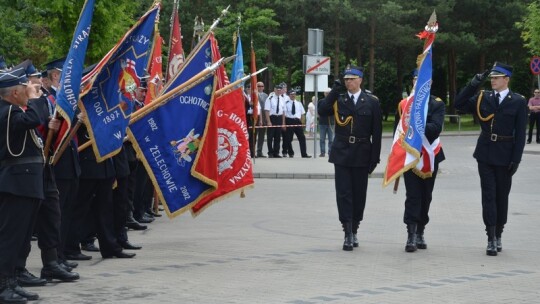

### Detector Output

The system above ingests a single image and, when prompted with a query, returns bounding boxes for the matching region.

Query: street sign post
[531,56,540,89]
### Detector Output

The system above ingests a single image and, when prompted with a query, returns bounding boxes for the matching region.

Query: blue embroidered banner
[79,5,158,162]
[128,36,218,217]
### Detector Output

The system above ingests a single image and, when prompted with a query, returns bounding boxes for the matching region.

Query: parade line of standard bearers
[0,57,160,304]
[0,56,528,303]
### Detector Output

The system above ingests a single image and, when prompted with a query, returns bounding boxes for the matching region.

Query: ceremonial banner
[191,88,254,216]
[230,32,244,84]
[51,0,95,161]
[191,35,253,217]
[166,1,184,81]
[162,35,211,93]
[145,33,163,105]
[79,5,159,162]
[129,36,218,217]
[383,14,438,186]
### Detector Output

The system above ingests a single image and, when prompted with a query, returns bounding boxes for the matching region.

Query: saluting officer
[0,66,45,303]
[455,62,527,256]
[318,65,382,251]
[14,60,79,285]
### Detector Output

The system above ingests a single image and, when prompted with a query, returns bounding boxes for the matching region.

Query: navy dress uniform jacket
[0,98,45,200]
[455,84,527,166]
[318,88,382,167]
[77,126,116,179]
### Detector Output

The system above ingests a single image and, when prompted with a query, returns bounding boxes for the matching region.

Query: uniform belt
[0,156,44,167]
[336,134,370,143]
[481,131,514,142]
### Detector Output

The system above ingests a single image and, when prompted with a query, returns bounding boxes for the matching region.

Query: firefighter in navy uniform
[395,71,445,253]
[72,124,136,259]
[318,65,382,251]
[13,60,79,286]
[455,62,527,256]
[0,67,45,303]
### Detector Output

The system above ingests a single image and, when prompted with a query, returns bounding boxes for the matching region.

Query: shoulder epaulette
[365,91,379,101]
[434,97,443,102]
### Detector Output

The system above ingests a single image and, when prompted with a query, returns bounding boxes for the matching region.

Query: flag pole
[52,120,82,165]
[166,0,179,82]
[130,55,235,124]
[216,67,267,96]
[393,176,400,194]
[190,5,230,56]
[43,108,58,161]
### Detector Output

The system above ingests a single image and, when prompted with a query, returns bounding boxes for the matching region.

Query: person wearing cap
[395,69,445,253]
[318,65,382,251]
[283,90,311,158]
[264,84,287,158]
[12,60,80,286]
[43,58,66,97]
[527,89,540,144]
[0,66,46,303]
[255,82,268,158]
[455,62,527,256]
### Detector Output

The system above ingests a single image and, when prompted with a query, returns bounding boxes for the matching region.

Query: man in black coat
[0,67,45,303]
[455,62,527,256]
[395,72,445,253]
[318,65,382,251]
[14,60,79,285]
[69,126,135,259]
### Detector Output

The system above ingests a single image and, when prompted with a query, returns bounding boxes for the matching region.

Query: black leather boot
[15,268,46,287]
[405,223,417,252]
[342,223,353,251]
[41,262,80,282]
[486,226,497,256]
[7,276,38,301]
[416,225,427,249]
[496,225,503,252]
[0,275,27,304]
[352,222,360,247]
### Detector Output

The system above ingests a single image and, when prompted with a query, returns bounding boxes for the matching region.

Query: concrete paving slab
[24,132,540,303]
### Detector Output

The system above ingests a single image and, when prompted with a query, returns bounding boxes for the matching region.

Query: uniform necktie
[276,96,280,115]
[496,93,501,104]
[292,101,296,115]
[350,95,355,104]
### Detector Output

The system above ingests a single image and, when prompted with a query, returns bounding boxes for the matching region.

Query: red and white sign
[530,56,540,75]
[304,55,331,75]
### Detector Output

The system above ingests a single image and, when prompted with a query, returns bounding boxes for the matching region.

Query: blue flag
[404,39,433,158]
[128,36,218,217]
[230,32,244,84]
[53,0,95,157]
[79,5,159,162]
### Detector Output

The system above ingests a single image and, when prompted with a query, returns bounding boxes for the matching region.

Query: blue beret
[489,62,513,77]
[0,67,29,88]
[44,57,66,72]
[343,65,364,78]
